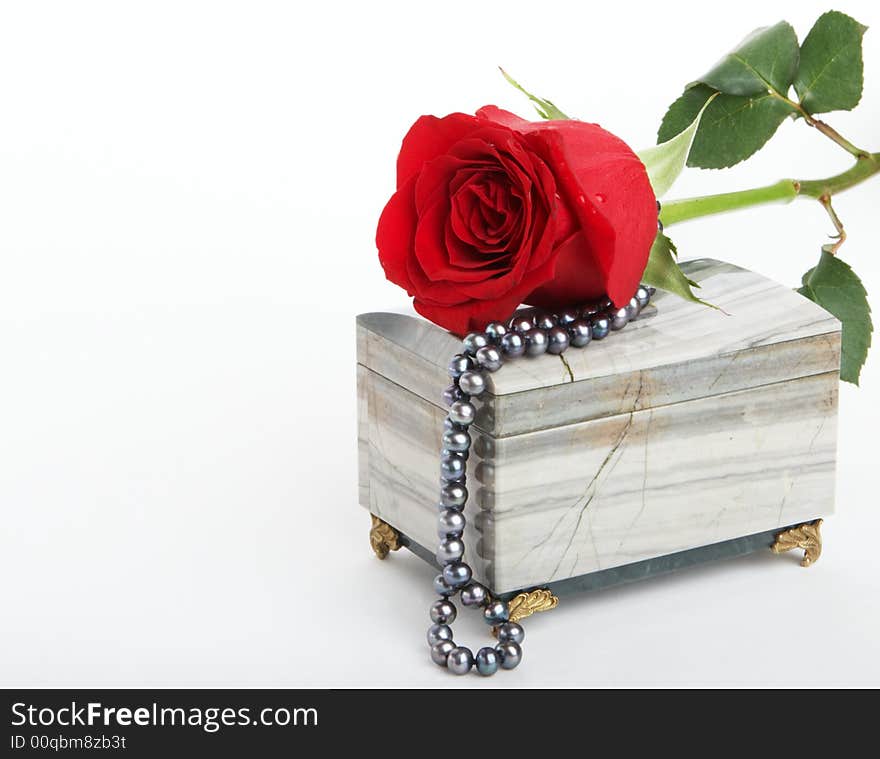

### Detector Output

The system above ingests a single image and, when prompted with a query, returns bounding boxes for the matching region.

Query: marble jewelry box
[357,259,840,612]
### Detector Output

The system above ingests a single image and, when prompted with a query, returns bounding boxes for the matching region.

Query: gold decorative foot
[771,519,823,567]
[370,515,401,560]
[507,588,559,624]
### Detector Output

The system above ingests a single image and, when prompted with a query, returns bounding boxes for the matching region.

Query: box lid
[357,259,841,437]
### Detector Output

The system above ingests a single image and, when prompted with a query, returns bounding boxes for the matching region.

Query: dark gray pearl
[496,641,522,669]
[546,326,570,354]
[475,646,500,676]
[581,300,607,318]
[484,321,508,343]
[508,313,534,334]
[448,401,475,426]
[436,537,465,565]
[568,319,592,347]
[496,621,525,645]
[427,623,453,647]
[443,418,465,432]
[441,428,470,453]
[440,482,468,509]
[462,332,490,355]
[475,345,503,372]
[437,508,466,536]
[483,599,509,625]
[626,296,641,320]
[534,312,557,330]
[557,307,581,326]
[430,639,455,666]
[460,582,489,607]
[430,599,457,625]
[441,384,468,406]
[609,306,629,330]
[447,646,474,675]
[635,285,651,308]
[443,561,472,587]
[500,332,526,358]
[524,328,548,356]
[440,451,466,481]
[591,315,610,339]
[448,353,475,379]
[458,370,486,396]
[433,573,455,597]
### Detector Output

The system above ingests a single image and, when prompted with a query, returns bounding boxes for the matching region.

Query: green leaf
[695,20,799,96]
[638,94,716,196]
[499,68,569,120]
[658,84,794,168]
[656,21,800,169]
[798,251,872,384]
[658,85,715,140]
[642,233,717,308]
[794,11,867,114]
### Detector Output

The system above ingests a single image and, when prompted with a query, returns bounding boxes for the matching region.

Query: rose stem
[770,91,871,159]
[660,152,880,231]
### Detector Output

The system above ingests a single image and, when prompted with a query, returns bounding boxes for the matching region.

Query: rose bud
[376,106,657,335]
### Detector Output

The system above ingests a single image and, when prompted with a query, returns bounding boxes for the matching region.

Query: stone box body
[356,260,841,596]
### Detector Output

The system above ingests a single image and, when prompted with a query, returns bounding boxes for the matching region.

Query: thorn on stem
[818,195,846,255]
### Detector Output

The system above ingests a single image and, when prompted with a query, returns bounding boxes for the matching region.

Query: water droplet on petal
[595,193,606,203]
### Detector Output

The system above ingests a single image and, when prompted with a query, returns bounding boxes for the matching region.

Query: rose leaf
[657,84,795,169]
[499,68,570,120]
[637,93,716,197]
[794,11,867,115]
[798,250,873,385]
[642,233,718,309]
[693,20,800,96]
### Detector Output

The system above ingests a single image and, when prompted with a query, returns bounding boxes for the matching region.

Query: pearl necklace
[428,284,655,675]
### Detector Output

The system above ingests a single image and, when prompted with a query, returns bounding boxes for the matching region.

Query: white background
[2,0,879,687]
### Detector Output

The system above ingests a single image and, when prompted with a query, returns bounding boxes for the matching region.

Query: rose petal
[476,105,532,130]
[526,230,606,308]
[414,153,473,212]
[416,196,508,283]
[446,219,512,270]
[415,253,558,335]
[522,126,655,306]
[405,248,469,306]
[375,176,418,294]
[450,175,518,252]
[396,113,481,188]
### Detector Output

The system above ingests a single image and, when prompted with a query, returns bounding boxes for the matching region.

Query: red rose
[376,106,657,335]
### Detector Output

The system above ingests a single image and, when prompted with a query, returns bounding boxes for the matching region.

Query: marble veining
[356,259,841,595]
